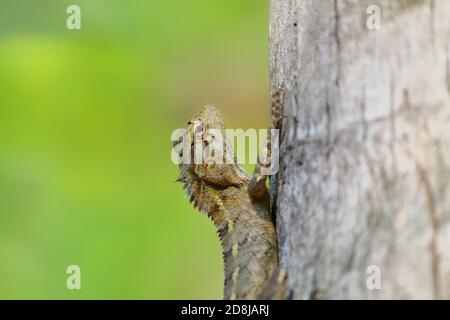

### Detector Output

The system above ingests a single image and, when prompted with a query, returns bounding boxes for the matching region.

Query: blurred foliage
[0,0,268,299]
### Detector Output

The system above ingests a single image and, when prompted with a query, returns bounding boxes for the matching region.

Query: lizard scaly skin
[174,106,283,299]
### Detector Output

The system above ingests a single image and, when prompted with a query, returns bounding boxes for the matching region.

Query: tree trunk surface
[270,0,450,299]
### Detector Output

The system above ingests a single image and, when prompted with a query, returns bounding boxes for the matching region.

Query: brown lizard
[174,101,287,300]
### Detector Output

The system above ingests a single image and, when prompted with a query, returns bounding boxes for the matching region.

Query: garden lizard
[174,92,286,299]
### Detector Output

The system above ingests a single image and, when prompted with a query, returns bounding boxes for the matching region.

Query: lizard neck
[208,185,278,300]
[180,171,278,299]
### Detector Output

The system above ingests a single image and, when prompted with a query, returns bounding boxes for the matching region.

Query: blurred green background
[0,1,268,299]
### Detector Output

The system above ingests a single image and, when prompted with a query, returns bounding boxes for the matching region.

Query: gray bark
[270,0,450,299]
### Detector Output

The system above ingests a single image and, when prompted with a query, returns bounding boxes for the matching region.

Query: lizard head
[174,105,249,212]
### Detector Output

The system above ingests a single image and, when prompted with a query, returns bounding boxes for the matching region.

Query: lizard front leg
[248,86,285,200]
[248,138,272,199]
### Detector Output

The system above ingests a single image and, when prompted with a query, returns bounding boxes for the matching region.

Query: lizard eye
[194,123,204,135]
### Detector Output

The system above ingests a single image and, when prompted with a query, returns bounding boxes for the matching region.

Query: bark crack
[389,72,398,172]
[360,87,368,143]
[334,0,341,88]
[429,0,435,47]
[415,163,441,299]
[446,42,450,93]
[297,103,449,146]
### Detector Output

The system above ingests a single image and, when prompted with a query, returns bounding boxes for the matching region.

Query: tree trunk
[270,0,450,299]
